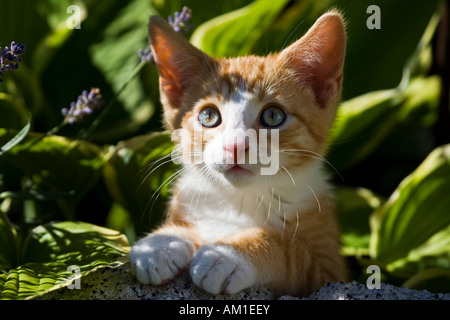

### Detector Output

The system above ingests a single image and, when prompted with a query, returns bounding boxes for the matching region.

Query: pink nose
[223,141,249,164]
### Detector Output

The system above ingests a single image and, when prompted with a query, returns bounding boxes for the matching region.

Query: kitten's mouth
[224,164,254,177]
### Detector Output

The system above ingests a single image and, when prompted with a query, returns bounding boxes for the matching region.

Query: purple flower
[0,41,26,82]
[138,7,193,63]
[62,88,104,124]
[138,47,153,62]
[168,7,193,34]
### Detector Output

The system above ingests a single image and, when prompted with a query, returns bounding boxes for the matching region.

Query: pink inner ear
[310,60,344,108]
[280,12,346,109]
[158,60,185,105]
[149,16,216,108]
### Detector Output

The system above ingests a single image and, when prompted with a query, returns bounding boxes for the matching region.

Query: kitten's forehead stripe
[218,56,273,100]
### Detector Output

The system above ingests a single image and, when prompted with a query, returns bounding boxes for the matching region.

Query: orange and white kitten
[130,11,348,297]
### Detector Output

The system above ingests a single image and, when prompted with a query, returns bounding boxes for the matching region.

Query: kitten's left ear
[279,11,346,109]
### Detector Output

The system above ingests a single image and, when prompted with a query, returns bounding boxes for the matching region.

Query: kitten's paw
[129,234,195,285]
[190,244,256,295]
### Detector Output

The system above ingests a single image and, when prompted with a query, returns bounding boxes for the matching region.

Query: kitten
[130,11,348,297]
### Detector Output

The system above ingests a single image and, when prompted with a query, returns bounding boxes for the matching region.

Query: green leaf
[370,145,450,268]
[0,93,30,130]
[332,0,441,100]
[0,130,113,218]
[0,115,31,156]
[402,268,450,293]
[89,0,156,140]
[328,76,440,171]
[386,225,450,277]
[103,132,179,238]
[336,186,385,256]
[0,221,129,300]
[22,221,129,264]
[0,209,19,272]
[190,0,290,57]
[328,88,405,171]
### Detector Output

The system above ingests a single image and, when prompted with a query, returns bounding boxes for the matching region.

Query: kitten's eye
[198,106,222,128]
[260,106,286,127]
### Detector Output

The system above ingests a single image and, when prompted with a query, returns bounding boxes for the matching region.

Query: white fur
[190,244,256,294]
[176,160,328,242]
[129,234,194,285]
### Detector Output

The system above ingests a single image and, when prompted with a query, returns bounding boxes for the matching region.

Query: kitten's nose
[223,140,249,164]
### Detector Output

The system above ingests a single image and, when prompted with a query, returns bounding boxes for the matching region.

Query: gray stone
[37,262,450,300]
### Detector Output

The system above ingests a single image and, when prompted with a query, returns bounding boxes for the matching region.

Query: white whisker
[290,211,299,247]
[278,149,345,182]
[306,184,321,213]
[282,166,296,187]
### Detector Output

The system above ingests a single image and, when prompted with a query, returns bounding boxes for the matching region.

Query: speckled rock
[38,262,274,300]
[37,262,450,300]
[281,281,450,300]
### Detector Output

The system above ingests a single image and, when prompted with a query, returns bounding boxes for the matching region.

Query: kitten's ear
[148,16,215,108]
[279,11,346,109]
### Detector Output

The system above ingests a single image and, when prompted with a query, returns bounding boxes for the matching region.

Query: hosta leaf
[89,0,156,140]
[386,225,450,277]
[0,130,114,217]
[0,210,19,272]
[0,221,129,300]
[328,76,440,171]
[336,186,385,256]
[370,145,450,267]
[0,115,31,156]
[103,132,179,237]
[22,221,129,264]
[190,0,290,57]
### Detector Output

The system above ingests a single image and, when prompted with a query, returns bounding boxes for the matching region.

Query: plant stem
[78,60,148,141]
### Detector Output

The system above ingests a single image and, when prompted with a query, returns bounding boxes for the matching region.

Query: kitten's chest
[178,189,261,242]
[174,180,299,242]
[171,165,328,242]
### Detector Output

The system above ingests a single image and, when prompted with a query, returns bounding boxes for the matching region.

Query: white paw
[189,244,256,295]
[129,234,195,285]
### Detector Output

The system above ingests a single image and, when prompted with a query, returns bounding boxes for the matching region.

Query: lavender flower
[138,7,193,63]
[62,88,104,124]
[0,41,26,82]
[168,7,193,34]
[138,47,153,62]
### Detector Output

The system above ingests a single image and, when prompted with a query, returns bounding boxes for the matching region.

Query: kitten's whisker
[138,156,180,190]
[144,166,188,217]
[306,184,321,213]
[290,212,300,247]
[278,149,345,182]
[167,173,191,218]
[136,153,171,181]
[145,159,203,218]
[195,166,210,210]
[255,194,264,214]
[263,187,275,227]
[282,210,286,240]
[282,166,297,187]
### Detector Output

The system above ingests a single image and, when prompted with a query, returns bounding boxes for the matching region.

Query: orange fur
[130,11,348,297]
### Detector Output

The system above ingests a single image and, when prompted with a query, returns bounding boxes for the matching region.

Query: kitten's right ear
[278,11,346,109]
[149,16,215,109]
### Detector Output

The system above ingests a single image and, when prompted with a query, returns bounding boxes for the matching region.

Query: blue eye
[260,106,286,127]
[198,106,222,128]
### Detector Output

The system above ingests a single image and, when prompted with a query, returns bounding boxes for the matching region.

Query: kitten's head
[149,11,346,187]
